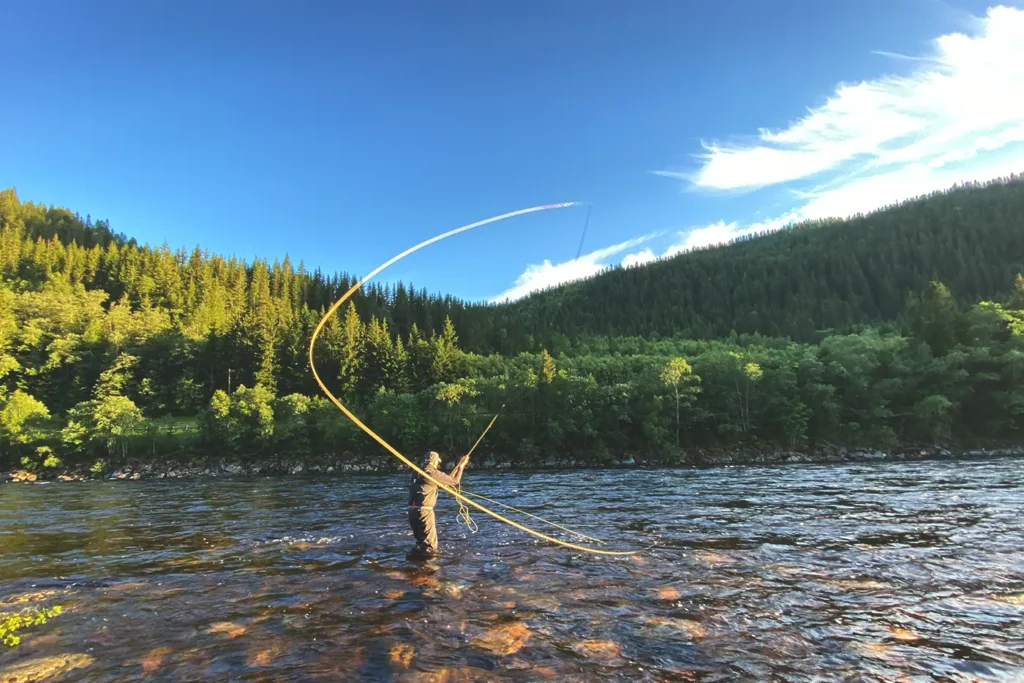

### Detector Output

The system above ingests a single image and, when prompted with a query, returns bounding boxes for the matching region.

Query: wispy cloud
[623,213,799,265]
[489,235,655,302]
[621,248,657,268]
[674,5,1024,193]
[496,6,1024,298]
[868,50,937,63]
[653,4,1024,251]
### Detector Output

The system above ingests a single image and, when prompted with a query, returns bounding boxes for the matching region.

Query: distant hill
[463,175,1024,353]
[5,177,1024,460]
[4,175,1023,360]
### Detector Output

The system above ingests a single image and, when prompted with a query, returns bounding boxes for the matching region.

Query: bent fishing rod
[308,203,653,556]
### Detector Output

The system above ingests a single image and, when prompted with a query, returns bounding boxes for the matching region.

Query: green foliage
[661,358,701,445]
[0,389,50,446]
[660,357,693,387]
[431,316,461,383]
[94,353,139,399]
[1,606,63,647]
[337,303,364,397]
[61,395,145,458]
[538,349,557,384]
[435,380,476,407]
[908,281,963,356]
[93,395,145,455]
[481,175,1024,352]
[435,379,479,452]
[207,384,276,456]
[3,179,1024,468]
[978,301,1024,336]
[273,392,311,454]
[40,446,62,469]
[18,446,61,472]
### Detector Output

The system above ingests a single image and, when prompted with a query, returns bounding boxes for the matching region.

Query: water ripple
[1,460,1023,681]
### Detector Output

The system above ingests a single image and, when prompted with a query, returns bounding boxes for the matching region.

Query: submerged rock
[205,621,247,638]
[471,621,531,655]
[692,550,734,566]
[0,589,71,610]
[888,626,920,641]
[571,639,623,663]
[441,582,467,599]
[656,586,680,601]
[390,643,414,668]
[246,643,282,668]
[139,647,173,675]
[0,653,95,682]
[398,667,494,683]
[646,616,706,639]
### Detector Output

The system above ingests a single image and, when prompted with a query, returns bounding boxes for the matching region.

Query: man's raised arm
[449,455,470,484]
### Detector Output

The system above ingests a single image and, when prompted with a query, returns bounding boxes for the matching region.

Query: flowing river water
[1,460,1023,681]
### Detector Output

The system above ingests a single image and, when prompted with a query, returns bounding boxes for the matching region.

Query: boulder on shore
[10,469,38,482]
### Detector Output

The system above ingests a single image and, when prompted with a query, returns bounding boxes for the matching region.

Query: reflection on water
[1,460,1023,681]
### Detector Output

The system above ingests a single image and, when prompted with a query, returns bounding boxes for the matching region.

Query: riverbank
[4,444,1023,482]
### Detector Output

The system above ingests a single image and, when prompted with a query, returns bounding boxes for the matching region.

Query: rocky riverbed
[4,445,1023,483]
[3,461,1023,680]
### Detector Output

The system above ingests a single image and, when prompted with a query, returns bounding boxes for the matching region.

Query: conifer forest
[2,176,1024,474]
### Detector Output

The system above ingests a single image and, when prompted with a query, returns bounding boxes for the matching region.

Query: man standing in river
[408,451,469,556]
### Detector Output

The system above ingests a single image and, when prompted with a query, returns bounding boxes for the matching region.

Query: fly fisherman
[408,450,469,556]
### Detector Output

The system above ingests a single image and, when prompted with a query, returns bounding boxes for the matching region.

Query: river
[1,460,1023,681]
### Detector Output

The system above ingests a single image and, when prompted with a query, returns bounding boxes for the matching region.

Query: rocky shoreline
[4,445,1023,483]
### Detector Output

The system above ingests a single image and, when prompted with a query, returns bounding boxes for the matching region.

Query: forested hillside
[2,178,1024,475]
[482,175,1024,353]
[0,188,474,401]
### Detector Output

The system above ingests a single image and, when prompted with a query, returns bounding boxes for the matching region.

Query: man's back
[408,465,458,509]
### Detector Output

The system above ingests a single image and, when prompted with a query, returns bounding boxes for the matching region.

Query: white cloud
[662,5,1024,193]
[648,4,1024,251]
[489,236,654,302]
[621,248,656,268]
[496,6,1024,299]
[591,224,723,274]
[678,220,743,251]
[799,148,1024,220]
[664,145,1024,253]
[626,210,804,264]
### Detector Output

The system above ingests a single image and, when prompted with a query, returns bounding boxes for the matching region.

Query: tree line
[482,174,1024,353]
[2,181,1024,472]
[7,175,1024,359]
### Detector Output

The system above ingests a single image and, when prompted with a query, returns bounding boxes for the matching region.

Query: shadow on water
[1,460,1024,681]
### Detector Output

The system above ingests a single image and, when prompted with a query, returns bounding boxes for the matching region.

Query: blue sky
[2,1,1023,303]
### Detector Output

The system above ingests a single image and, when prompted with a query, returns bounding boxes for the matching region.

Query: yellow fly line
[454,408,501,534]
[308,203,644,556]
[460,488,607,545]
[454,407,607,545]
